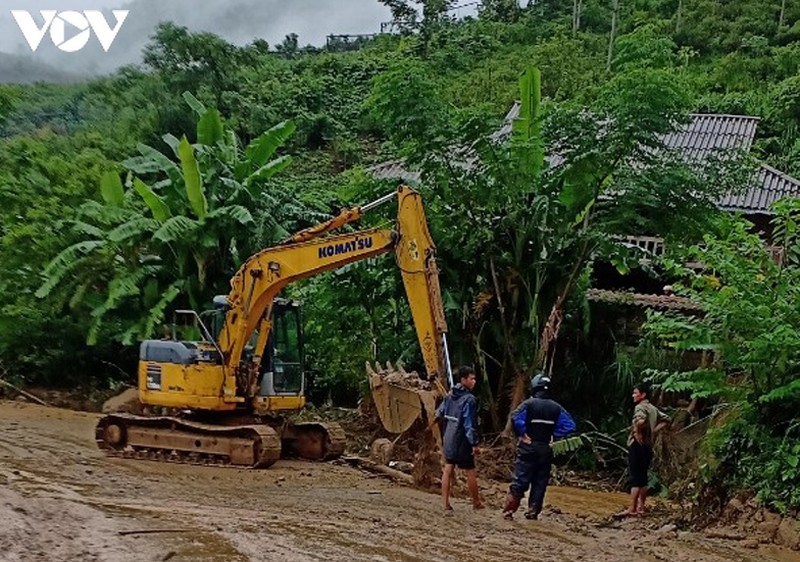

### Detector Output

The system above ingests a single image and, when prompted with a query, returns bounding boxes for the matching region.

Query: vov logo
[11,10,129,53]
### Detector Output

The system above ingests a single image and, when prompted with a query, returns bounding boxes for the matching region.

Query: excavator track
[95,413,282,469]
[282,421,347,461]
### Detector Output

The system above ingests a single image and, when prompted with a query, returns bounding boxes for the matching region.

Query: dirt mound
[366,361,433,390]
[101,388,142,414]
[701,494,800,549]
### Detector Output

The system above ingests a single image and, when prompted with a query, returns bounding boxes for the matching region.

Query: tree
[36,93,299,345]
[366,56,752,424]
[0,133,120,384]
[644,200,800,406]
[276,33,300,58]
[142,23,243,107]
[480,0,522,22]
[642,202,800,514]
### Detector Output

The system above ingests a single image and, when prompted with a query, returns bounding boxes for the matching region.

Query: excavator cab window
[260,301,304,396]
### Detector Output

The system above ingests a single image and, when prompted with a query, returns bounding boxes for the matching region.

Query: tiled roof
[661,113,759,161]
[587,289,703,311]
[368,159,421,183]
[370,104,799,213]
[718,164,800,213]
[498,105,761,160]
[492,101,520,141]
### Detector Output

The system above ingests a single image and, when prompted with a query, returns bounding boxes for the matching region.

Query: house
[370,105,800,312]
[588,112,800,311]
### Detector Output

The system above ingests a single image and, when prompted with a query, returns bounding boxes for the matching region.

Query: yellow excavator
[96,185,452,468]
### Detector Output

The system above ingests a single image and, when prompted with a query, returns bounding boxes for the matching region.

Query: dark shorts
[628,442,653,488]
[445,455,475,470]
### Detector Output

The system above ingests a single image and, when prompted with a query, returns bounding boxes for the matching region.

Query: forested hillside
[1,0,799,514]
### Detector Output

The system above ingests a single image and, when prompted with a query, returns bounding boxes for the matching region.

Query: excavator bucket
[366,361,442,440]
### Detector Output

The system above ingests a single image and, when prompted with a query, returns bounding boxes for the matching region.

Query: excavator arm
[216,185,451,406]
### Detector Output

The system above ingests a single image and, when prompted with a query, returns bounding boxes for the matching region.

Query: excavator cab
[259,300,304,397]
[200,297,306,398]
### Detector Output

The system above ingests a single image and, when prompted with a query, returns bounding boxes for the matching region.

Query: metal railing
[612,236,785,268]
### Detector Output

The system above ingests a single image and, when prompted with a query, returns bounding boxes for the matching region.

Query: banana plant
[37,92,298,345]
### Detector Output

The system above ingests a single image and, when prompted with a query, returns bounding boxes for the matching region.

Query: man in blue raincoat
[503,372,576,520]
[436,365,483,513]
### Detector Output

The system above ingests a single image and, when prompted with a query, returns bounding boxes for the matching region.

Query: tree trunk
[675,0,683,34]
[535,243,591,383]
[572,0,582,35]
[607,0,621,73]
[779,0,787,28]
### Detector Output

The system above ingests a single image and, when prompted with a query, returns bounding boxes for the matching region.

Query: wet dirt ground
[2,400,799,562]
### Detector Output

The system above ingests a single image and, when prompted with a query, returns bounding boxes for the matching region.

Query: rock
[388,461,414,473]
[101,388,142,414]
[704,528,747,541]
[722,497,745,521]
[756,509,782,541]
[658,524,677,534]
[777,519,800,550]
[370,438,394,466]
[741,539,759,549]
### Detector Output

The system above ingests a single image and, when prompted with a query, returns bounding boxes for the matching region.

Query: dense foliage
[643,199,800,513]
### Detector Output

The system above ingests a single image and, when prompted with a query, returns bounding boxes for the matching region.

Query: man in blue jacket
[436,365,483,513]
[503,372,576,520]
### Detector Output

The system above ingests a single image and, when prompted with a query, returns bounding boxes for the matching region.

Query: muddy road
[1,401,798,562]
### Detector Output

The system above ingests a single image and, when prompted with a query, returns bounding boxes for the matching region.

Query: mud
[2,401,800,562]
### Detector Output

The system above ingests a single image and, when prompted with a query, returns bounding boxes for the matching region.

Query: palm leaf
[512,66,544,179]
[100,171,125,207]
[94,268,153,317]
[182,91,207,116]
[206,205,254,225]
[36,240,104,298]
[71,220,105,239]
[162,133,181,158]
[198,108,224,146]
[142,283,182,339]
[107,217,159,243]
[244,155,293,193]
[68,280,91,310]
[552,435,586,457]
[78,200,132,226]
[122,156,162,175]
[133,178,172,223]
[245,120,296,169]
[136,143,182,179]
[153,215,199,243]
[179,136,207,220]
[86,267,156,345]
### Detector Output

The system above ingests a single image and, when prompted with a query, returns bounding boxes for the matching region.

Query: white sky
[0,0,394,75]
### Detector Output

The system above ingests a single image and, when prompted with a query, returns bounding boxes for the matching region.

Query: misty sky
[0,0,397,75]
